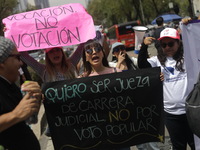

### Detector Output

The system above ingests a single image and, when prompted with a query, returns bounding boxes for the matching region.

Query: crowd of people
[0,9,200,150]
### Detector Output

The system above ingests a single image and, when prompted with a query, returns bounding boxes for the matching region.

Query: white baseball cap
[111,42,124,53]
[158,28,180,41]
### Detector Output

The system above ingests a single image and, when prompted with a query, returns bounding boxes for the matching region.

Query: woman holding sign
[21,46,81,82]
[137,28,195,150]
[21,46,81,136]
[79,39,131,150]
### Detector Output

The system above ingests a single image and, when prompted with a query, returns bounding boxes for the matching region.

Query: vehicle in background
[106,20,141,50]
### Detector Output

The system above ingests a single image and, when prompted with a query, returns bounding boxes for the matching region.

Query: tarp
[151,14,182,25]
[180,20,200,94]
[2,3,96,51]
[180,19,200,149]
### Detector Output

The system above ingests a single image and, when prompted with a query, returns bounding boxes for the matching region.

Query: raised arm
[69,43,84,67]
[20,51,45,80]
[138,37,155,68]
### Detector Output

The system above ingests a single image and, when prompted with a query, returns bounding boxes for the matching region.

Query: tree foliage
[0,0,191,35]
[0,0,18,35]
[87,0,190,28]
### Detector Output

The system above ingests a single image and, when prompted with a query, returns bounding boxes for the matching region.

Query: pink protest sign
[3,3,96,51]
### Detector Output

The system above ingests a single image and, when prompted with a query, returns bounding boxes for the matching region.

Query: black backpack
[186,73,200,138]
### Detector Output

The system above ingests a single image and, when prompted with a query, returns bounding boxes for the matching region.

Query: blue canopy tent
[151,14,182,24]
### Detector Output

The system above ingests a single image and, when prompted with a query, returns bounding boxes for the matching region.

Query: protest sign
[180,20,200,149]
[180,20,200,93]
[3,3,96,51]
[42,67,164,150]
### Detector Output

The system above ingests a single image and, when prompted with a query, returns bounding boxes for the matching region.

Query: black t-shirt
[153,26,165,50]
[0,77,40,150]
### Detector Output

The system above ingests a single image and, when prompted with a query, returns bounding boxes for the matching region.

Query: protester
[108,40,164,150]
[153,17,165,51]
[0,36,42,150]
[79,39,121,77]
[21,47,79,82]
[77,30,110,76]
[79,39,132,150]
[21,46,82,136]
[110,42,161,150]
[109,42,137,71]
[137,28,195,150]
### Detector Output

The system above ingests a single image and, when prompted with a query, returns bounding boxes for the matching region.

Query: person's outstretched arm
[20,51,45,79]
[69,43,84,67]
[138,37,155,68]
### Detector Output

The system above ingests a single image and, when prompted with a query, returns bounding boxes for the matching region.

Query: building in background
[34,0,49,9]
[16,0,28,11]
[48,0,88,8]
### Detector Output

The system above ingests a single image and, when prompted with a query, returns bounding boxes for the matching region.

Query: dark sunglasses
[85,46,102,55]
[113,45,126,53]
[161,41,175,48]
[8,54,21,61]
[48,48,62,53]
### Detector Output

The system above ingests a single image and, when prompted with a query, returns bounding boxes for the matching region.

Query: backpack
[186,73,200,138]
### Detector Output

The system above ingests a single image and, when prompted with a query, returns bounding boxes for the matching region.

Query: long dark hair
[124,54,137,70]
[82,39,109,77]
[157,39,185,72]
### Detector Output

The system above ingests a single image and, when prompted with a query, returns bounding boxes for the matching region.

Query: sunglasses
[8,54,21,61]
[48,48,62,54]
[161,41,175,48]
[85,46,102,55]
[113,45,126,53]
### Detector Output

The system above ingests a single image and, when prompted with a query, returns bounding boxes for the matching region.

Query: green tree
[0,0,18,36]
[87,0,190,27]
[88,0,138,27]
[141,0,190,23]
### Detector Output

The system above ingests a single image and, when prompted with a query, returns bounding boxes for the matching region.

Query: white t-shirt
[148,56,188,115]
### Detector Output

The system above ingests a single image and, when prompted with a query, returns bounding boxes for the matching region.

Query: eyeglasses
[8,54,21,61]
[113,45,126,53]
[85,46,102,55]
[161,41,175,48]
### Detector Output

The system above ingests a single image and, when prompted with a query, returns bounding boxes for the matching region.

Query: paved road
[39,137,171,150]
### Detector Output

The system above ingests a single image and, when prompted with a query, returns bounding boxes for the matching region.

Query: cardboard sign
[42,67,164,150]
[3,3,96,51]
